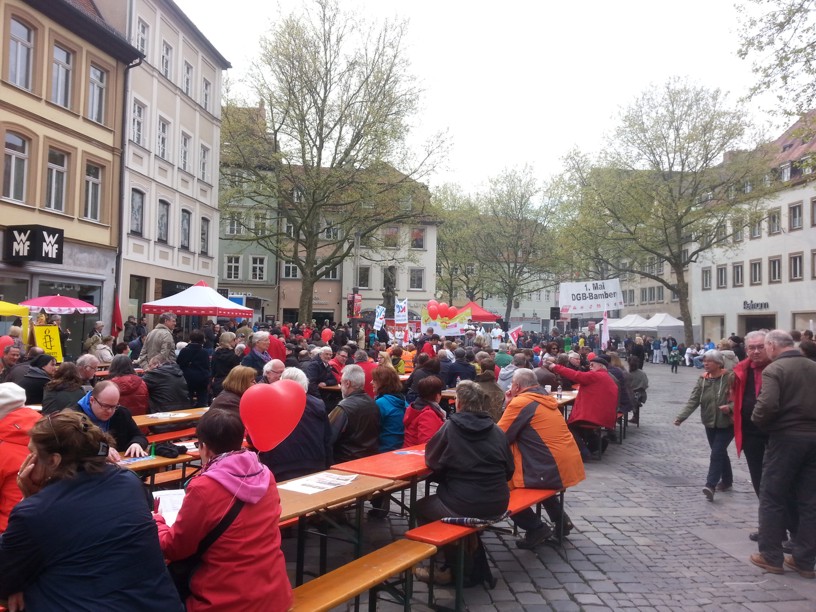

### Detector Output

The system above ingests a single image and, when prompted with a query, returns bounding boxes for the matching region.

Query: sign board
[33,324,64,363]
[4,225,64,264]
[558,279,623,314]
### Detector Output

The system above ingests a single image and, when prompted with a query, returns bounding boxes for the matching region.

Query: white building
[95,0,230,319]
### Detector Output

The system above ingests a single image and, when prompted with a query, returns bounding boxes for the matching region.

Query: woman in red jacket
[403,375,446,446]
[0,383,40,532]
[108,355,149,416]
[154,408,291,611]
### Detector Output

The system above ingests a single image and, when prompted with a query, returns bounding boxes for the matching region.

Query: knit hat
[0,382,27,412]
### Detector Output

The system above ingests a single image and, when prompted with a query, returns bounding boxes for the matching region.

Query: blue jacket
[0,466,182,610]
[375,393,407,452]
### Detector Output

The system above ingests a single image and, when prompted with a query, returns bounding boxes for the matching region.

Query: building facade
[0,0,139,348]
[95,0,229,321]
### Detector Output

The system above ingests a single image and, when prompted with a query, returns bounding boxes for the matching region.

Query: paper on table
[153,489,186,526]
[147,412,192,419]
[393,450,425,456]
[278,472,358,495]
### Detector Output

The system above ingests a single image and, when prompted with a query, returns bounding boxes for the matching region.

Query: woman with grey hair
[674,349,735,501]
[259,367,331,482]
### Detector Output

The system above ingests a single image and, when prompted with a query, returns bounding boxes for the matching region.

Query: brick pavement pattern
[282,362,816,610]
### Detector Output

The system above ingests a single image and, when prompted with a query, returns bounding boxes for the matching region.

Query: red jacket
[268,336,286,362]
[553,365,618,429]
[403,400,445,446]
[421,342,437,358]
[329,358,345,380]
[111,374,149,416]
[357,360,377,398]
[155,452,291,611]
[0,407,40,532]
[730,358,767,456]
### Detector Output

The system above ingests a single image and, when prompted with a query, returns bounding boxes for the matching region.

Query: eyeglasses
[92,397,118,412]
[269,369,285,375]
[746,345,765,352]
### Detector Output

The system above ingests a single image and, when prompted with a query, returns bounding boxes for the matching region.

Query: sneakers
[702,486,715,502]
[782,539,795,554]
[784,555,815,579]
[715,483,732,492]
[748,531,759,542]
[516,523,553,549]
[750,553,784,575]
[414,565,452,585]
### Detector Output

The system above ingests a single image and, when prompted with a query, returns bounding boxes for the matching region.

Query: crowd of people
[2,311,815,607]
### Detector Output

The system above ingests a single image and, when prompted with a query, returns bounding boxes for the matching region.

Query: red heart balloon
[438,303,450,318]
[0,336,13,353]
[239,380,306,452]
[448,306,458,318]
[427,300,438,308]
[427,304,439,320]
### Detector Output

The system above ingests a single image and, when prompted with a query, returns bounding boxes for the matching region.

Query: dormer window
[780,163,791,182]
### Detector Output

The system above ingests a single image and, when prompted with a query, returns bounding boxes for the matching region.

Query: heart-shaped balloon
[448,306,458,319]
[428,304,439,320]
[427,300,438,309]
[239,380,306,452]
[437,303,450,319]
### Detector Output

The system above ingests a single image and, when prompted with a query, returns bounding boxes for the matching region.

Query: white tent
[606,314,657,333]
[647,312,685,337]
[142,281,254,318]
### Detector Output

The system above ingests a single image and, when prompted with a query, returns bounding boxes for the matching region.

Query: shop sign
[4,225,64,264]
[743,300,769,311]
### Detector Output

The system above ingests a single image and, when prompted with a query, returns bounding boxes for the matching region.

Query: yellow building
[0,0,140,353]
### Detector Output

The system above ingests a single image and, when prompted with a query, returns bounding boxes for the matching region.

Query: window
[324,266,339,280]
[87,65,106,123]
[250,256,265,280]
[769,256,782,283]
[200,218,209,255]
[681,248,689,269]
[180,209,191,249]
[733,263,744,287]
[83,163,101,221]
[225,211,242,235]
[812,198,816,227]
[132,101,145,145]
[623,289,634,306]
[51,45,72,107]
[409,268,424,290]
[465,263,475,275]
[130,189,144,234]
[647,287,656,303]
[253,212,267,235]
[640,287,648,303]
[732,216,743,242]
[322,219,339,240]
[157,119,169,160]
[716,265,727,289]
[284,220,295,238]
[410,227,426,249]
[701,267,711,290]
[3,132,28,201]
[183,61,193,96]
[282,261,300,279]
[202,79,211,111]
[744,180,752,194]
[199,145,209,181]
[136,19,149,55]
[9,18,33,90]
[656,286,664,302]
[780,163,791,182]
[161,41,172,79]
[789,202,803,231]
[790,253,803,281]
[225,256,241,280]
[671,290,679,302]
[157,200,169,242]
[357,266,370,289]
[768,208,781,235]
[179,132,190,172]
[812,251,816,279]
[750,259,762,285]
[383,226,399,248]
[45,149,67,212]
[750,217,762,239]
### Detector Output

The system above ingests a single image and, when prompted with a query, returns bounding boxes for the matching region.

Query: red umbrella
[20,295,98,315]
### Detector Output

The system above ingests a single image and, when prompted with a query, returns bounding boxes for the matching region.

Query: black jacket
[303,357,338,396]
[329,391,380,463]
[142,362,190,413]
[70,403,147,452]
[177,343,210,388]
[425,411,514,518]
[17,367,51,405]
[211,347,240,395]
[446,359,477,388]
[260,394,332,481]
[41,386,86,415]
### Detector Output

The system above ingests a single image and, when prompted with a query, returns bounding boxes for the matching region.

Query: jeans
[758,434,816,568]
[693,355,705,369]
[705,426,734,489]
[742,432,768,497]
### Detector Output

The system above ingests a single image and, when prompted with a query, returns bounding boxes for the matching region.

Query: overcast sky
[175,0,777,193]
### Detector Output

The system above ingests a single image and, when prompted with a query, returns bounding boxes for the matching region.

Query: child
[668,348,681,373]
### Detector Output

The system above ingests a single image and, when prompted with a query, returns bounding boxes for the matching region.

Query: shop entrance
[739,314,777,335]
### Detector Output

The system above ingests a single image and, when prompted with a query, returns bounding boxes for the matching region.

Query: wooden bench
[404,487,561,611]
[146,428,197,445]
[291,539,437,612]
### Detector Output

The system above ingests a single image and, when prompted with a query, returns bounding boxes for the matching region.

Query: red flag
[111,294,124,338]
[508,324,523,345]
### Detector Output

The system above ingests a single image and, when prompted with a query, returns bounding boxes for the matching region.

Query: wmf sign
[4,225,64,264]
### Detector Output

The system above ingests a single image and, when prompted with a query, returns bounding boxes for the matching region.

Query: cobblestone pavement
[283,363,816,611]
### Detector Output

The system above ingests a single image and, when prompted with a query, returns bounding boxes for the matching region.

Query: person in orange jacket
[498,368,585,548]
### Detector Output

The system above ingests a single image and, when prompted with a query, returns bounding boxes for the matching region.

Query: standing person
[177,330,211,407]
[630,337,646,369]
[210,332,240,397]
[154,408,291,611]
[241,331,278,380]
[0,383,40,532]
[673,350,734,501]
[123,316,137,343]
[652,337,662,364]
[731,330,771,542]
[136,313,177,367]
[0,411,182,610]
[627,357,649,425]
[749,330,816,578]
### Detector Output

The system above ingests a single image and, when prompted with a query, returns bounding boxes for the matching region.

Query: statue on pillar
[382,265,396,314]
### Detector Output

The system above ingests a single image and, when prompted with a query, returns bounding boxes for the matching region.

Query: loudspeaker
[549,307,560,320]
[570,318,579,330]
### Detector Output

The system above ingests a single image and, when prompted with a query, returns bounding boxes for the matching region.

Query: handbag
[167,498,245,601]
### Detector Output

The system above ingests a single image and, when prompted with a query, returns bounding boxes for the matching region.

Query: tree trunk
[504,296,513,325]
[298,273,316,324]
[674,269,694,346]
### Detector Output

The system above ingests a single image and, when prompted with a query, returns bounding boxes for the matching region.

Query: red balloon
[0,336,13,353]
[427,300,438,309]
[448,306,458,318]
[437,303,450,318]
[428,304,439,320]
[239,380,306,452]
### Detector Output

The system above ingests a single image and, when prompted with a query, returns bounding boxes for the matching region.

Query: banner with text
[373,305,387,331]
[558,279,624,314]
[394,298,408,324]
[420,306,472,336]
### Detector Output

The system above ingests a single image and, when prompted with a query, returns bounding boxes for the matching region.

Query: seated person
[71,380,147,461]
[414,380,514,586]
[328,365,380,464]
[403,375,446,447]
[142,354,190,414]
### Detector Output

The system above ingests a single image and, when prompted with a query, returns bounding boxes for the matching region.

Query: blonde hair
[222,365,257,395]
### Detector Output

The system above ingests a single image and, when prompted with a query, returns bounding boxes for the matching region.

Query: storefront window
[0,277,29,334]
